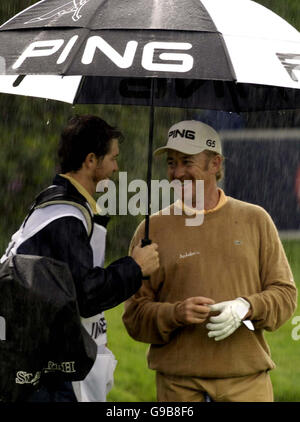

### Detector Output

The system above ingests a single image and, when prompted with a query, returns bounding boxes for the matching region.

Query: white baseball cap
[154,120,222,156]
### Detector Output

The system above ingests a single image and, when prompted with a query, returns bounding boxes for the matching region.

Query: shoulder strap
[0,185,95,264]
[26,185,94,239]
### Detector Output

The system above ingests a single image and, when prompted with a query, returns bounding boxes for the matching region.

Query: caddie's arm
[19,216,144,318]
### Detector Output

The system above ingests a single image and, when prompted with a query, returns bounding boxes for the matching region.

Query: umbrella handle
[141,238,152,247]
[141,78,156,278]
[141,239,152,280]
[143,78,155,250]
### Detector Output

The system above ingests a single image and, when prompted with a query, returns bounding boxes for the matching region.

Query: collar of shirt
[59,174,98,215]
[174,188,228,216]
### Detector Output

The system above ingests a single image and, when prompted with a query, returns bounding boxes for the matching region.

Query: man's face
[166,150,213,203]
[94,138,119,183]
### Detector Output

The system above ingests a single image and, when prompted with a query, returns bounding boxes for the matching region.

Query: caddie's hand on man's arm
[175,296,215,325]
[131,242,159,277]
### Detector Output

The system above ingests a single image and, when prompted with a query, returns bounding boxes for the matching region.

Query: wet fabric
[0,254,96,402]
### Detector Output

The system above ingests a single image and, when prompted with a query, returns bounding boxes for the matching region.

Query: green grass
[264,240,300,402]
[106,240,300,402]
[106,303,156,402]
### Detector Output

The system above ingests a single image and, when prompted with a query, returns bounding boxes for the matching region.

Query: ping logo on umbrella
[277,53,300,82]
[25,0,91,24]
[13,36,194,73]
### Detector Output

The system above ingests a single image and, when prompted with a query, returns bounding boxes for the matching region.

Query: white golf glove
[206,298,254,341]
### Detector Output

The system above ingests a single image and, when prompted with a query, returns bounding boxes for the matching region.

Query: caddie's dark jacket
[17,174,143,318]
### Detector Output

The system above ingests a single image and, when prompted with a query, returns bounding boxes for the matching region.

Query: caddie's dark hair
[58,114,123,173]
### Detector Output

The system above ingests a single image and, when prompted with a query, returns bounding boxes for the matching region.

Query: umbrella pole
[142,78,155,248]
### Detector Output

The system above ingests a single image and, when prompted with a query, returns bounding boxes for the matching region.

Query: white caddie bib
[73,219,117,403]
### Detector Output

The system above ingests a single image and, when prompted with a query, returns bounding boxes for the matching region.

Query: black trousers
[26,381,77,402]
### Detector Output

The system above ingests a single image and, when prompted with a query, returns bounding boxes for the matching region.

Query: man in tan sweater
[122,120,297,402]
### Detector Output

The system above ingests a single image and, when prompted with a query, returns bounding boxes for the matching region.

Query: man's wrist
[238,297,252,320]
[173,302,186,326]
[244,309,252,319]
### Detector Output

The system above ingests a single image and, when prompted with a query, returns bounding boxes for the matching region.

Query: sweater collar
[174,188,227,215]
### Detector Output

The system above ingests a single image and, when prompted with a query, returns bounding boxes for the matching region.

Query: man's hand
[206,297,254,341]
[175,296,215,325]
[131,243,159,277]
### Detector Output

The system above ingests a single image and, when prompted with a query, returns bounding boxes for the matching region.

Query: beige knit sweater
[123,195,297,378]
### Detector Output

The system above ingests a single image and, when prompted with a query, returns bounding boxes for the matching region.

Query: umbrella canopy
[0,0,300,111]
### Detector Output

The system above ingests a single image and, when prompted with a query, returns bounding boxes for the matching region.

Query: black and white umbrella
[0,0,300,109]
[0,0,300,242]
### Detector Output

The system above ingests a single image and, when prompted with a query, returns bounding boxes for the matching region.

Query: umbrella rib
[216,32,237,83]
[59,28,90,76]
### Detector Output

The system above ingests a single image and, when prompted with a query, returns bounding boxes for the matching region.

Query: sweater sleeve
[17,217,143,318]
[243,210,297,331]
[122,222,184,345]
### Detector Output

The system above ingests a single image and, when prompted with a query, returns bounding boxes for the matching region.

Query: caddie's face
[94,138,119,182]
[166,150,212,202]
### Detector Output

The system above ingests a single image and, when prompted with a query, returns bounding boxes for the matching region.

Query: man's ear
[209,154,222,175]
[84,152,97,169]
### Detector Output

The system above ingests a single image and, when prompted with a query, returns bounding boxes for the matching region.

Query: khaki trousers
[156,371,274,402]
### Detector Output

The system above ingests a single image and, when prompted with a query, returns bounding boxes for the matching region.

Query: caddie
[122,120,297,402]
[1,114,159,402]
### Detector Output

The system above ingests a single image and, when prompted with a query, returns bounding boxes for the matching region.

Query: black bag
[0,254,97,402]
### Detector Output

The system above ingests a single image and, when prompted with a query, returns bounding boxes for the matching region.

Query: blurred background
[0,0,299,402]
